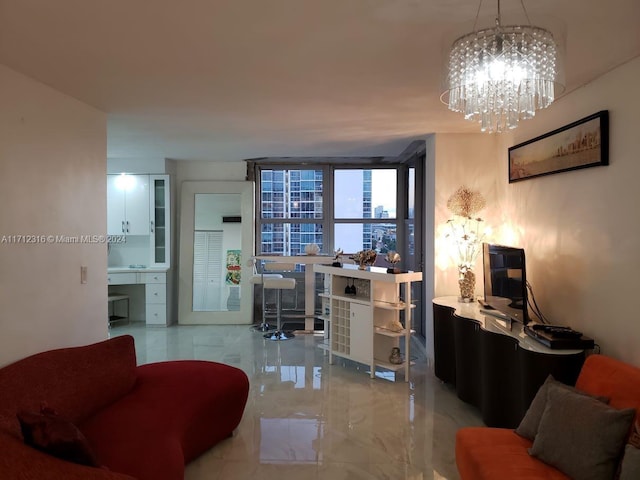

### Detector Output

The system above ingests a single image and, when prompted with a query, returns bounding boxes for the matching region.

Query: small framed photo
[508,111,609,183]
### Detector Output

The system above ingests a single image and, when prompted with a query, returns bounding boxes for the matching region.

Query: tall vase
[458,267,475,302]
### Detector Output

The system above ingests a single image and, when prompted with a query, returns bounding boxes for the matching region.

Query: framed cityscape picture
[508,110,609,183]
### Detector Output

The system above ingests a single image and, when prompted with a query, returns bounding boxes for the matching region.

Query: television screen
[482,243,529,324]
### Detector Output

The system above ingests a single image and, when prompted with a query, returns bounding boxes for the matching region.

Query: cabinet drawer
[141,272,166,284]
[107,273,137,285]
[146,304,167,325]
[145,283,166,304]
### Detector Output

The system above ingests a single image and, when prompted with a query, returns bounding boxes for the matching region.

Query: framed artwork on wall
[225,249,241,285]
[508,110,609,183]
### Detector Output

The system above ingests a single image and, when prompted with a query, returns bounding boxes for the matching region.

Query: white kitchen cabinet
[107,174,150,236]
[348,302,374,364]
[144,272,167,325]
[107,270,169,326]
[149,175,170,267]
[314,264,422,381]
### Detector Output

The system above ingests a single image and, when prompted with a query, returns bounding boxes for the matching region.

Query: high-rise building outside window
[260,169,323,256]
[257,167,397,257]
[333,169,396,254]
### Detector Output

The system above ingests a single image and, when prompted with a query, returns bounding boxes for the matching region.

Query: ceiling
[1,0,639,162]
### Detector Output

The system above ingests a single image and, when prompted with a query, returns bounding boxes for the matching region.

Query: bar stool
[249,259,283,333]
[262,262,297,341]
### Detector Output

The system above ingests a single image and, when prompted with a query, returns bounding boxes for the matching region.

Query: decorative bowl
[304,243,320,255]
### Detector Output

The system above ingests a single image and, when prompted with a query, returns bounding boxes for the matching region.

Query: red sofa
[456,354,640,479]
[0,335,250,480]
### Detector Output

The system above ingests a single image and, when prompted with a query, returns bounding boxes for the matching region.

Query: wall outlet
[80,266,88,284]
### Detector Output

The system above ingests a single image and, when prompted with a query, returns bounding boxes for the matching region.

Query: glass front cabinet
[150,174,170,268]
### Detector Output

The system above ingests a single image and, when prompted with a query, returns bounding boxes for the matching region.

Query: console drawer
[145,283,166,304]
[107,273,137,285]
[141,272,166,284]
[146,304,167,325]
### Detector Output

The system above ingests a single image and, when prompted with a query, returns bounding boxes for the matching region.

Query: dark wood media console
[433,297,586,428]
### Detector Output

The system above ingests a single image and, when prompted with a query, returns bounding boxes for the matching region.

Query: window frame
[254,163,407,257]
[256,166,329,256]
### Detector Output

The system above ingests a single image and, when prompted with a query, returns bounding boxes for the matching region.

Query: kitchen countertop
[108,266,169,273]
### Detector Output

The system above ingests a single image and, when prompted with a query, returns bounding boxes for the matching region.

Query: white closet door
[192,231,223,311]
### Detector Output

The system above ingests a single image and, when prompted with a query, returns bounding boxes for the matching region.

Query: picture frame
[508,110,609,183]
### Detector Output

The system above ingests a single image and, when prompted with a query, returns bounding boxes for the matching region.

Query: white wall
[432,57,640,366]
[499,57,640,366]
[0,65,107,367]
[107,157,166,174]
[433,133,501,298]
[175,160,247,185]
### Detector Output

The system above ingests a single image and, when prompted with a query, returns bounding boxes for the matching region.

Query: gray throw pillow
[620,445,640,480]
[529,382,635,480]
[515,375,608,441]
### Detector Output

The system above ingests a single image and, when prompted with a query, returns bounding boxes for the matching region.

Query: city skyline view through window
[259,168,398,256]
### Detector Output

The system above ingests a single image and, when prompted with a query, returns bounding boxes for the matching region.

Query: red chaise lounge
[0,335,249,480]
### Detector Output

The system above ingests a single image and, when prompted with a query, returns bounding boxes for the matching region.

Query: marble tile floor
[108,323,484,480]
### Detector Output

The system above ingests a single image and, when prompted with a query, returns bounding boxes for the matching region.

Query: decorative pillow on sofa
[528,382,634,480]
[629,420,640,448]
[17,405,100,467]
[619,444,640,480]
[515,374,608,440]
[618,421,640,480]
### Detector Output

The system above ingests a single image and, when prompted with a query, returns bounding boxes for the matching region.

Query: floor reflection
[110,323,483,479]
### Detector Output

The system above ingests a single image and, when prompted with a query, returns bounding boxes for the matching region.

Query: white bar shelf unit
[313,264,422,382]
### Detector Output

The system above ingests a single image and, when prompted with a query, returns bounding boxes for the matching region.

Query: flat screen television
[482,243,529,325]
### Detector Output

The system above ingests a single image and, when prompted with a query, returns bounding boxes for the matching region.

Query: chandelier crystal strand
[446,24,558,132]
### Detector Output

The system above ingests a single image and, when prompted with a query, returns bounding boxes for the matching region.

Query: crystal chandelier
[442,0,562,132]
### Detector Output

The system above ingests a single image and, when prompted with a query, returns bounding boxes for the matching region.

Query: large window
[259,169,324,255]
[256,166,399,257]
[250,146,424,339]
[333,169,397,254]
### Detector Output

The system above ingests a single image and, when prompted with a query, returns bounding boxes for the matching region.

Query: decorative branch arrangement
[446,216,486,270]
[445,187,487,301]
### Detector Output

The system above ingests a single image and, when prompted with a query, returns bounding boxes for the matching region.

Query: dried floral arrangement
[446,186,486,217]
[351,249,377,268]
[445,186,487,270]
[445,186,487,300]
